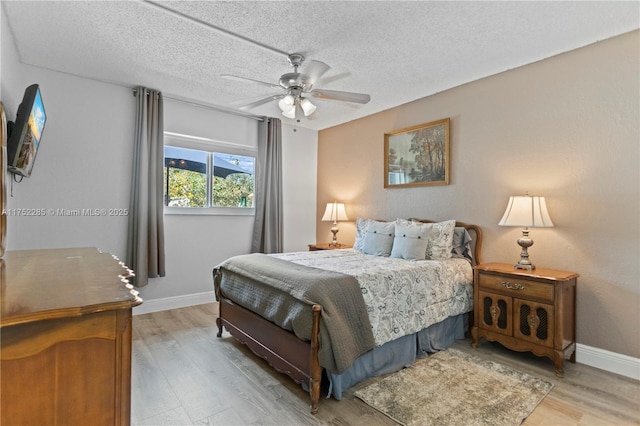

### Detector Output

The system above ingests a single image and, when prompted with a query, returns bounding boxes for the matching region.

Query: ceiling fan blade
[237,94,284,110]
[305,60,331,86]
[309,89,371,104]
[317,71,351,86]
[221,74,282,90]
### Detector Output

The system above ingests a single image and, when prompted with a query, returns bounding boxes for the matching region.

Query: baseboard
[576,343,640,381]
[133,291,216,315]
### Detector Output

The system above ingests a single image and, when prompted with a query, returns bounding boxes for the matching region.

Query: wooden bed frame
[214,220,482,414]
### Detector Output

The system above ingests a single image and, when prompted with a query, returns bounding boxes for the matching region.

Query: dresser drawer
[478,273,554,303]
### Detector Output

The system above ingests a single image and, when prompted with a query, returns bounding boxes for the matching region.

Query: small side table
[471,262,578,377]
[308,243,352,251]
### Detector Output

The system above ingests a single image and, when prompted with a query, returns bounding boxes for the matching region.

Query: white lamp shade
[281,106,296,119]
[300,98,317,116]
[278,95,294,110]
[321,202,348,222]
[499,195,554,228]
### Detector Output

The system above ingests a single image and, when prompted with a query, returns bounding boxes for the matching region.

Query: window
[164,144,255,213]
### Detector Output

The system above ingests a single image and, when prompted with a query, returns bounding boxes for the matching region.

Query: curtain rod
[132,88,264,122]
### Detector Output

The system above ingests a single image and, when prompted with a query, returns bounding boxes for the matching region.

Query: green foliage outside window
[163,152,254,208]
[213,174,254,208]
[164,168,206,207]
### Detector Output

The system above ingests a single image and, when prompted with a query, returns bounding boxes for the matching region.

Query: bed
[213,218,482,414]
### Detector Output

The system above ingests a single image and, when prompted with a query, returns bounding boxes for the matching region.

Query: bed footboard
[215,291,322,414]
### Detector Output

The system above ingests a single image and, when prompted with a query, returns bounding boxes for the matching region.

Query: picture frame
[384,118,450,188]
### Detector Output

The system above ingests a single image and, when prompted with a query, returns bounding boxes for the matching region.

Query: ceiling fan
[221,54,371,120]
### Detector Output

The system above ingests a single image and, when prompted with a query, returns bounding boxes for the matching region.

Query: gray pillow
[390,220,430,260]
[452,226,473,260]
[362,221,395,256]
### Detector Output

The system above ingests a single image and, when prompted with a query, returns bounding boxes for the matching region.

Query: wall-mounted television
[7,84,47,177]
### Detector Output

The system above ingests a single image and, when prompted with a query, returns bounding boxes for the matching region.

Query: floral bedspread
[272,249,473,346]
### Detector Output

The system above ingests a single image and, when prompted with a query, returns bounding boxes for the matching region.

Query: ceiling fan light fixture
[278,95,294,112]
[300,98,317,116]
[281,104,296,119]
[225,53,370,120]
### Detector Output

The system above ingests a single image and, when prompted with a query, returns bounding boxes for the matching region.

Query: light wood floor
[131,303,640,425]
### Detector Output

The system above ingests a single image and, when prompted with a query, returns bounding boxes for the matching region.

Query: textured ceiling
[3,1,638,131]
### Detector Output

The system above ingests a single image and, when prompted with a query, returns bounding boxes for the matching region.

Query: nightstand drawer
[478,273,554,303]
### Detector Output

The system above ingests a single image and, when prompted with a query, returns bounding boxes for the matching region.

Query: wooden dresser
[1,247,142,425]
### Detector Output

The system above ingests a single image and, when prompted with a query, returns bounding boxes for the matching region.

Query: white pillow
[354,217,377,252]
[390,220,430,260]
[424,219,456,260]
[362,220,395,256]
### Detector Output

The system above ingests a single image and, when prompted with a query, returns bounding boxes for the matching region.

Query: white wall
[136,104,318,308]
[1,10,318,309]
[0,8,3,101]
[1,11,133,257]
[282,123,318,253]
[139,99,260,304]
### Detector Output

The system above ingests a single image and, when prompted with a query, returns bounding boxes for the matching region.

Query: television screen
[7,84,46,177]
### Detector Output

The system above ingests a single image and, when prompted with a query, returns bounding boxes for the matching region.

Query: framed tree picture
[384,118,450,188]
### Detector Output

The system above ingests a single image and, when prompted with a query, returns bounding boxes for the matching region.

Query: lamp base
[514,262,535,271]
[329,224,340,246]
[514,227,535,270]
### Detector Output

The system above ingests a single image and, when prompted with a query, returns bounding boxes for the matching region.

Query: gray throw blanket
[215,253,375,374]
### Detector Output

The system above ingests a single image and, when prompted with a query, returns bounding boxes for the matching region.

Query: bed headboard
[409,219,483,266]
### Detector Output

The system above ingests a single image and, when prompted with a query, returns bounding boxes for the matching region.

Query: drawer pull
[501,281,525,290]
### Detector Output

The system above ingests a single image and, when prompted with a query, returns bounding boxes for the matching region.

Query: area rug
[353,348,553,426]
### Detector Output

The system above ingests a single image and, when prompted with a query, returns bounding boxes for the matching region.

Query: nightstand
[308,243,352,251]
[471,263,578,377]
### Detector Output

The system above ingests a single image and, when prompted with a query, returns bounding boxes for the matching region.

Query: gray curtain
[251,117,283,253]
[126,87,165,287]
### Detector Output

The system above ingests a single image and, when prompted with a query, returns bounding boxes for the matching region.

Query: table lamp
[498,194,554,270]
[321,201,348,246]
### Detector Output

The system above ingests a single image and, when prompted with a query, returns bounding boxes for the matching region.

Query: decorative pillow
[362,220,395,256]
[452,226,473,260]
[354,217,377,252]
[424,219,456,260]
[390,219,430,260]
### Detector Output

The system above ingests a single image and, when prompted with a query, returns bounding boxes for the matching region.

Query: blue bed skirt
[327,313,469,399]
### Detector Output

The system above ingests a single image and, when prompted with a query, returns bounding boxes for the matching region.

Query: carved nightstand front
[471,263,578,377]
